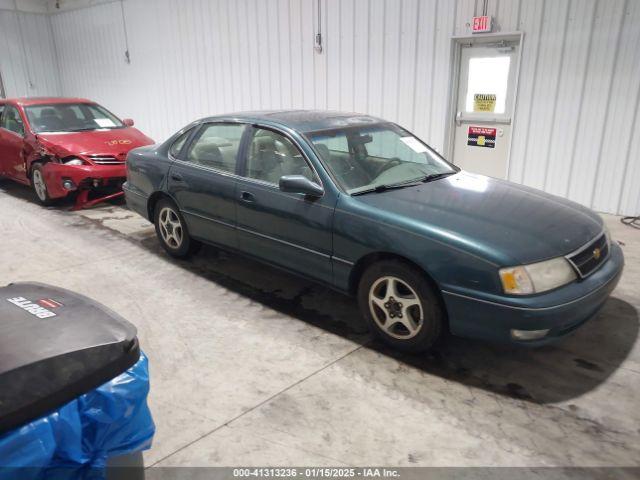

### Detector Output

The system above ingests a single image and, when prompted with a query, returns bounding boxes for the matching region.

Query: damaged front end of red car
[39,160,127,210]
[32,135,150,210]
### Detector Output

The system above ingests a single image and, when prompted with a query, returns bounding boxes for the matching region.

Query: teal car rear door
[167,122,247,249]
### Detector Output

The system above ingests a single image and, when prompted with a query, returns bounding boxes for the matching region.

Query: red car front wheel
[31,164,55,206]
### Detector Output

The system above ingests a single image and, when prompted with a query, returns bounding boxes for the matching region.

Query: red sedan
[0,97,154,209]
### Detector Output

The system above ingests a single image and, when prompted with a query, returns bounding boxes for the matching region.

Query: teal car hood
[351,171,603,265]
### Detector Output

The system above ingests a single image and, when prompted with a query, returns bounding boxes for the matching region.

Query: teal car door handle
[240,191,255,203]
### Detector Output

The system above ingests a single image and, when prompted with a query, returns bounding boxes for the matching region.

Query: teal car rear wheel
[154,198,201,258]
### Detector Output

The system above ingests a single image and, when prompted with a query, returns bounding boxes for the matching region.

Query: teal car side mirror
[279,175,324,197]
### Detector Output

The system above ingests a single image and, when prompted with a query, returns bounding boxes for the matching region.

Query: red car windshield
[24,103,124,133]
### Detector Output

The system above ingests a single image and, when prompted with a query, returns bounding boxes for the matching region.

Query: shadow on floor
[138,237,639,405]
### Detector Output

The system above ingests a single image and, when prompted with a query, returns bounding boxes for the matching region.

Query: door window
[245,128,317,185]
[185,123,246,173]
[1,106,24,136]
[457,41,518,121]
[464,56,511,114]
[169,128,193,158]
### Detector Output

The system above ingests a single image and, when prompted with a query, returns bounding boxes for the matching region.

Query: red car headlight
[62,157,85,166]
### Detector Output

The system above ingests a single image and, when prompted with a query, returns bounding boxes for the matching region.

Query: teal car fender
[331,191,504,297]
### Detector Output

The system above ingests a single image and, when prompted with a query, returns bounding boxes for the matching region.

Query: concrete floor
[1,180,639,468]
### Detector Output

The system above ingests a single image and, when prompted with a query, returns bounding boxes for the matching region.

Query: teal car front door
[235,126,336,285]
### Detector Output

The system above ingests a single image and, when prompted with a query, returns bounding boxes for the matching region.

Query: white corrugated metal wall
[0,4,60,98]
[8,0,640,215]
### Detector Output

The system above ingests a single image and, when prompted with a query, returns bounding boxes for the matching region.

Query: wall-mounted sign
[473,93,496,112]
[472,15,492,34]
[468,126,496,148]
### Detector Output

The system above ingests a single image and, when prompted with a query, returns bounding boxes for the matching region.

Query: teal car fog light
[511,329,550,341]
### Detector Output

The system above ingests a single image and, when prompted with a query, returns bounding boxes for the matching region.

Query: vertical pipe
[120,0,131,63]
[14,0,34,90]
[0,69,6,98]
[315,0,323,53]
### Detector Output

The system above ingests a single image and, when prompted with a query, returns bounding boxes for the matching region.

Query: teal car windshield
[307,123,457,194]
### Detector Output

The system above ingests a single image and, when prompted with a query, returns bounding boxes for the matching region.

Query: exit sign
[472,15,492,33]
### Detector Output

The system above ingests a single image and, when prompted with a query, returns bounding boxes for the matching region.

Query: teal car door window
[246,128,319,185]
[185,123,245,173]
[169,128,193,159]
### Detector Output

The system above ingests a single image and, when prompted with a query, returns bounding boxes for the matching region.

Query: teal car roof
[199,110,386,133]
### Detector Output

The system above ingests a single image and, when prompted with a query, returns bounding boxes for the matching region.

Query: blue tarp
[0,352,154,479]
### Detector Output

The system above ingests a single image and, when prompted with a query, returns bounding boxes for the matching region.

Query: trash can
[0,282,155,480]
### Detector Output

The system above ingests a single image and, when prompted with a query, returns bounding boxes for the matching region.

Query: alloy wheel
[32,169,47,202]
[158,207,184,249]
[368,276,424,340]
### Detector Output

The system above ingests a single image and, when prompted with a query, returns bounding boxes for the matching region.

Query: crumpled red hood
[37,127,154,159]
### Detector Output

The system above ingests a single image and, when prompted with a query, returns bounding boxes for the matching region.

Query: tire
[31,163,55,206]
[357,260,444,353]
[153,198,201,258]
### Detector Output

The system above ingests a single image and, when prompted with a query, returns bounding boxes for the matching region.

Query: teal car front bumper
[442,242,624,344]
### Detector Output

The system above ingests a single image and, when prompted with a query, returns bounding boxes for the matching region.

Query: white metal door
[451,38,520,178]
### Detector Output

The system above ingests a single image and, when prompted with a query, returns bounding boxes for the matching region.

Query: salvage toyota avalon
[124,111,624,352]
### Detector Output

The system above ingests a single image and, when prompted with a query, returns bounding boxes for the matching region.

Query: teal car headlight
[499,257,577,295]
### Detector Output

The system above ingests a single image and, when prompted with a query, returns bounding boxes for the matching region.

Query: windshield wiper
[351,179,424,196]
[420,171,457,183]
[68,126,121,132]
[350,171,457,196]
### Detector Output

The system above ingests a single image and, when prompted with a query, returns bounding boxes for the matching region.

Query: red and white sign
[467,126,497,148]
[472,15,492,33]
[38,298,63,309]
[468,127,496,136]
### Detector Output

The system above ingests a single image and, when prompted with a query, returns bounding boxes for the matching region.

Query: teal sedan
[124,111,624,352]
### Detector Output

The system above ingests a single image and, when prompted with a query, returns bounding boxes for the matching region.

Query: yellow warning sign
[473,94,496,112]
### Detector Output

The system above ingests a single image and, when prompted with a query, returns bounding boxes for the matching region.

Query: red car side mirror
[123,118,135,127]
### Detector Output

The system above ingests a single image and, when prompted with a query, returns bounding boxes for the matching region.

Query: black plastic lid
[0,282,139,435]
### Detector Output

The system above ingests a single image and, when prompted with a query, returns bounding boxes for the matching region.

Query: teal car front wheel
[358,260,444,353]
